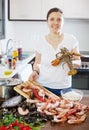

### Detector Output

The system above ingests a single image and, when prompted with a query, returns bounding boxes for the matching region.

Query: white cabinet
[63,0,89,19]
[41,0,64,20]
[41,0,89,19]
[8,0,89,20]
[9,0,42,20]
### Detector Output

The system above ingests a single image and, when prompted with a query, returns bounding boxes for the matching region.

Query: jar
[12,50,18,60]
[8,58,12,69]
[18,47,22,60]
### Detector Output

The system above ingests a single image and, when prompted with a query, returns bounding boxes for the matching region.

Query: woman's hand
[28,71,39,81]
[71,48,81,68]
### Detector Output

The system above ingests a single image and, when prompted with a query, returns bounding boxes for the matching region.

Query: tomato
[0,125,7,130]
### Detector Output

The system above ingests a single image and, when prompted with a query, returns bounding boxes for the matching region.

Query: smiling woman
[28,7,81,96]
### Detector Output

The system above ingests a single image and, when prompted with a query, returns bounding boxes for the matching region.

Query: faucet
[0,39,13,66]
[6,39,13,57]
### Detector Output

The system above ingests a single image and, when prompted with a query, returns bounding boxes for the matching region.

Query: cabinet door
[41,0,64,20]
[63,0,89,19]
[9,0,42,20]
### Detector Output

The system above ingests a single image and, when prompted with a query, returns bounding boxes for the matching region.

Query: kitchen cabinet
[42,0,89,19]
[8,0,89,21]
[63,0,89,19]
[41,0,64,20]
[8,0,42,20]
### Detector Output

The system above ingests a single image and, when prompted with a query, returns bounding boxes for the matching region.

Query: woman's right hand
[28,71,39,81]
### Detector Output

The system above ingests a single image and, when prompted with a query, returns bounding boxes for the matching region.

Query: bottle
[18,43,22,60]
[12,58,16,69]
[11,40,18,70]
[12,40,18,61]
[8,58,12,69]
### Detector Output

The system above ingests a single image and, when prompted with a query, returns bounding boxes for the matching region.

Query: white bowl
[61,89,83,102]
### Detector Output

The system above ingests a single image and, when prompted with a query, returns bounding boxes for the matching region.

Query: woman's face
[47,11,63,34]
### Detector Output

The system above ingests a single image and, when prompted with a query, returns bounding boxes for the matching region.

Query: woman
[29,8,81,95]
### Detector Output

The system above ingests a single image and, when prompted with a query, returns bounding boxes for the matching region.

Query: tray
[14,81,59,100]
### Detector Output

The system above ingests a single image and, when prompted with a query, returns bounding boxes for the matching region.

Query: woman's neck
[48,32,62,38]
[46,32,64,50]
[48,32,63,42]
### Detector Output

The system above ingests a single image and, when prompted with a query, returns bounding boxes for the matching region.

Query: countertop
[41,96,89,130]
[0,51,35,79]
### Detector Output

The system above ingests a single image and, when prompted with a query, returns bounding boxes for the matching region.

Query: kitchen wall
[0,0,89,53]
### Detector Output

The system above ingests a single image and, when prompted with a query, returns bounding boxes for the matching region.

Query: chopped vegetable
[0,114,45,130]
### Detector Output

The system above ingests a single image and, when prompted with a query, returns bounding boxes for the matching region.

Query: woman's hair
[47,7,63,20]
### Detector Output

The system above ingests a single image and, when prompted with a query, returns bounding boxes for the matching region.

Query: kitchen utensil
[0,78,22,99]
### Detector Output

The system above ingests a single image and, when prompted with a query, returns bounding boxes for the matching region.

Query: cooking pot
[0,78,22,99]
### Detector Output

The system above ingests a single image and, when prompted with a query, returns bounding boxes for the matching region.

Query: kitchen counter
[41,96,89,130]
[0,51,35,79]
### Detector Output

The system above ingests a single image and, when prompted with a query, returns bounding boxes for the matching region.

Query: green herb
[2,114,23,126]
[0,114,45,130]
[13,126,19,130]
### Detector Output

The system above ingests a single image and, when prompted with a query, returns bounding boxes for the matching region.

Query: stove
[79,57,89,69]
[72,51,89,90]
[79,51,89,70]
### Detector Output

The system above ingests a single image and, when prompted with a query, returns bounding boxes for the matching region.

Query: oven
[72,55,89,90]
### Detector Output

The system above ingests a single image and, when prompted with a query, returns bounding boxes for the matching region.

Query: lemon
[4,70,12,75]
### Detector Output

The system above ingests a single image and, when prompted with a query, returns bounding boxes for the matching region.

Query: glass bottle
[18,42,22,61]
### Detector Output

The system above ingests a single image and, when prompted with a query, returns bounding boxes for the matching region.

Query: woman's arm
[33,51,41,74]
[28,51,41,81]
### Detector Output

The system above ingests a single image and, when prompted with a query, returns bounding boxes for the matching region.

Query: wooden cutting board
[14,81,59,99]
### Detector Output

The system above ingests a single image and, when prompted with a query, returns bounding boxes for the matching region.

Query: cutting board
[14,81,59,99]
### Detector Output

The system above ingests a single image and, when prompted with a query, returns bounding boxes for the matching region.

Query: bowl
[61,89,83,102]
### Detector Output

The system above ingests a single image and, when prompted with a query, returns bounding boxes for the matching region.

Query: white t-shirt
[36,33,79,89]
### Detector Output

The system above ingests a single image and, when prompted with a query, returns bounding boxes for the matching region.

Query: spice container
[12,58,17,69]
[12,50,18,61]
[8,58,12,69]
[18,47,22,60]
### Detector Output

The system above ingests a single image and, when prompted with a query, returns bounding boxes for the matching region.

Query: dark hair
[47,7,63,20]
